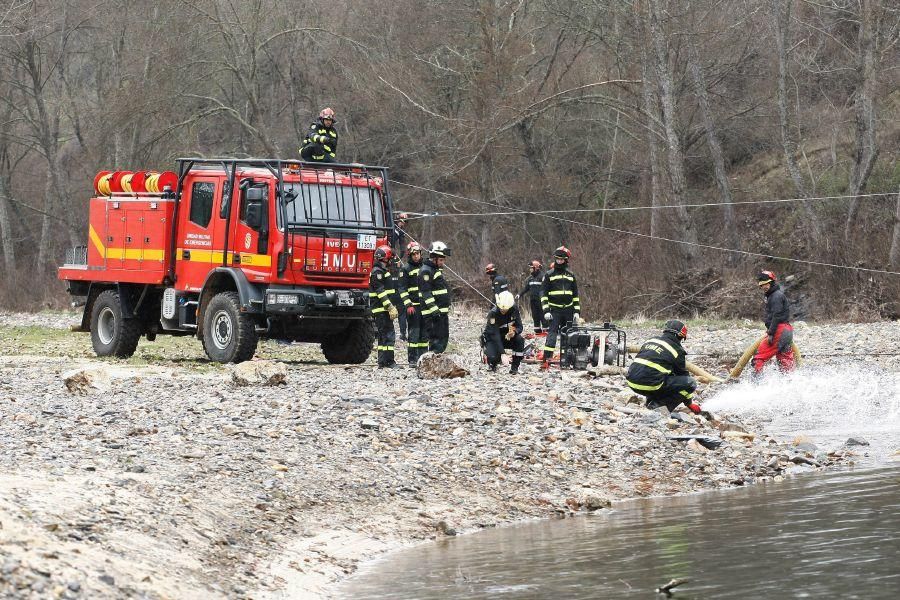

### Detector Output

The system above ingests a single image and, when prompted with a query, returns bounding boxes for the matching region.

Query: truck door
[174,177,218,292]
[230,179,272,281]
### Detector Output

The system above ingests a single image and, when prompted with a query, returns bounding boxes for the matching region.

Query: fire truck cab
[59,158,395,364]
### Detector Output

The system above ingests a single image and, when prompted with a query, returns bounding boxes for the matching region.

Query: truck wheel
[202,291,258,363]
[321,318,374,364]
[90,289,142,358]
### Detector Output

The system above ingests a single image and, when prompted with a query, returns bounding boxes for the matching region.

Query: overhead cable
[390,180,900,277]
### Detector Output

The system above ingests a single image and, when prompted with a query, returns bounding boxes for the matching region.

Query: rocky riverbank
[1,312,896,599]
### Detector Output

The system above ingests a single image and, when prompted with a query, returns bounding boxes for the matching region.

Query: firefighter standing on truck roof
[485,263,510,303]
[518,260,548,333]
[753,270,795,375]
[419,241,451,353]
[626,320,701,414]
[399,242,428,366]
[369,246,400,368]
[540,246,580,370]
[483,291,525,374]
[299,107,338,163]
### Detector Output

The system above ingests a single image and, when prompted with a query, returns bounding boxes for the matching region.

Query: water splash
[704,366,900,459]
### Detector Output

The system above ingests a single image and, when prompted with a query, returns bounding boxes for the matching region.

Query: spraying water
[704,366,900,461]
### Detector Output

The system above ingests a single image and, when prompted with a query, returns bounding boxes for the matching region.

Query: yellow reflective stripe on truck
[175,248,272,267]
[90,225,165,261]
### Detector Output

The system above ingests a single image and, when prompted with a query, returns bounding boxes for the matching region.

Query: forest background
[0,0,897,320]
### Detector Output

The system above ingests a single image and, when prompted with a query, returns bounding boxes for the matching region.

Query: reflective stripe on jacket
[400,260,422,306]
[625,331,688,388]
[540,266,580,311]
[300,121,338,160]
[418,260,450,315]
[368,264,395,314]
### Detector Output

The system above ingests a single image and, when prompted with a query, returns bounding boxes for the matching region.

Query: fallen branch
[656,578,689,595]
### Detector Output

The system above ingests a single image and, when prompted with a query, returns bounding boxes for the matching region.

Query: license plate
[357,234,376,250]
[336,291,353,306]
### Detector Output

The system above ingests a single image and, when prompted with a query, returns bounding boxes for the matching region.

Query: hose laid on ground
[729,336,802,378]
[625,345,724,384]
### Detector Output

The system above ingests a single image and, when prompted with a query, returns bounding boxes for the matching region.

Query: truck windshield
[281,182,384,229]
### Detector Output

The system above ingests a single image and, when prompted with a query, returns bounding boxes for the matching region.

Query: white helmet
[429,241,450,258]
[496,291,515,311]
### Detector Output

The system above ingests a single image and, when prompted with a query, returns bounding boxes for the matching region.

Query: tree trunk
[772,0,821,240]
[0,172,15,275]
[640,48,663,240]
[844,0,879,242]
[889,186,900,269]
[686,41,738,257]
[648,0,697,262]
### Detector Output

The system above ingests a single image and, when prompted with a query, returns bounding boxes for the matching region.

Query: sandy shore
[2,313,894,599]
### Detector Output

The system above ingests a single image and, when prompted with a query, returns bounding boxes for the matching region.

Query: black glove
[767,334,774,345]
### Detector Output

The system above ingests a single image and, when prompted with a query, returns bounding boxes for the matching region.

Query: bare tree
[647,0,698,262]
[843,0,881,241]
[890,186,900,269]
[686,39,738,255]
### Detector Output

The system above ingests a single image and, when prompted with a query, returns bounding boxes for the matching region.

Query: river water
[340,367,900,599]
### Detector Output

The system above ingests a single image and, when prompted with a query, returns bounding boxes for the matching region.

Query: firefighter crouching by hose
[399,242,428,365]
[626,320,701,414]
[518,259,548,333]
[483,291,525,374]
[540,246,580,371]
[753,270,795,375]
[369,245,400,368]
[419,241,451,353]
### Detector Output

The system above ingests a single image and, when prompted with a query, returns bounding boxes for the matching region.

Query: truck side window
[189,182,215,228]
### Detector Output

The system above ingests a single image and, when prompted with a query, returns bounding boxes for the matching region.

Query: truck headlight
[267,293,299,305]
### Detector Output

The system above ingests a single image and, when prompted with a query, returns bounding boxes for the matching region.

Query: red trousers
[753,322,795,374]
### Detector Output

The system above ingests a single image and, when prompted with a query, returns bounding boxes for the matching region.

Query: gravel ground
[0,311,897,599]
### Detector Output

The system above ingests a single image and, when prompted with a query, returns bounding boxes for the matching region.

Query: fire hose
[728,336,802,379]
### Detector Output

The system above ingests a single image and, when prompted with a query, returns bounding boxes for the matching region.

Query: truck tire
[90,289,142,358]
[321,318,374,364]
[202,291,258,363]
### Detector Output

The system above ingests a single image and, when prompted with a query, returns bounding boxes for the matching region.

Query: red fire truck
[58,158,396,363]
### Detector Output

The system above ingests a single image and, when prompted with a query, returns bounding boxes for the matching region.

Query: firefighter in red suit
[753,270,795,374]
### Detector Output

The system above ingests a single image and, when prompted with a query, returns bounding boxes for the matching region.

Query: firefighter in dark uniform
[482,291,525,374]
[369,245,399,368]
[540,246,580,370]
[399,242,427,365]
[753,270,795,374]
[299,107,338,163]
[419,241,451,353]
[394,213,410,255]
[393,214,410,340]
[485,263,510,302]
[389,254,407,341]
[626,320,701,413]
[518,259,548,333]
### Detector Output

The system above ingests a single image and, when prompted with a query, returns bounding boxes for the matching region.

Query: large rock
[416,353,469,379]
[62,367,111,395]
[230,360,287,386]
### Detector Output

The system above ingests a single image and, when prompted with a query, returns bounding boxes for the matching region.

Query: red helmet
[530,260,542,270]
[374,245,393,262]
[757,270,776,286]
[664,319,688,340]
[318,107,336,122]
[485,263,496,275]
[407,241,422,254]
[554,246,571,260]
